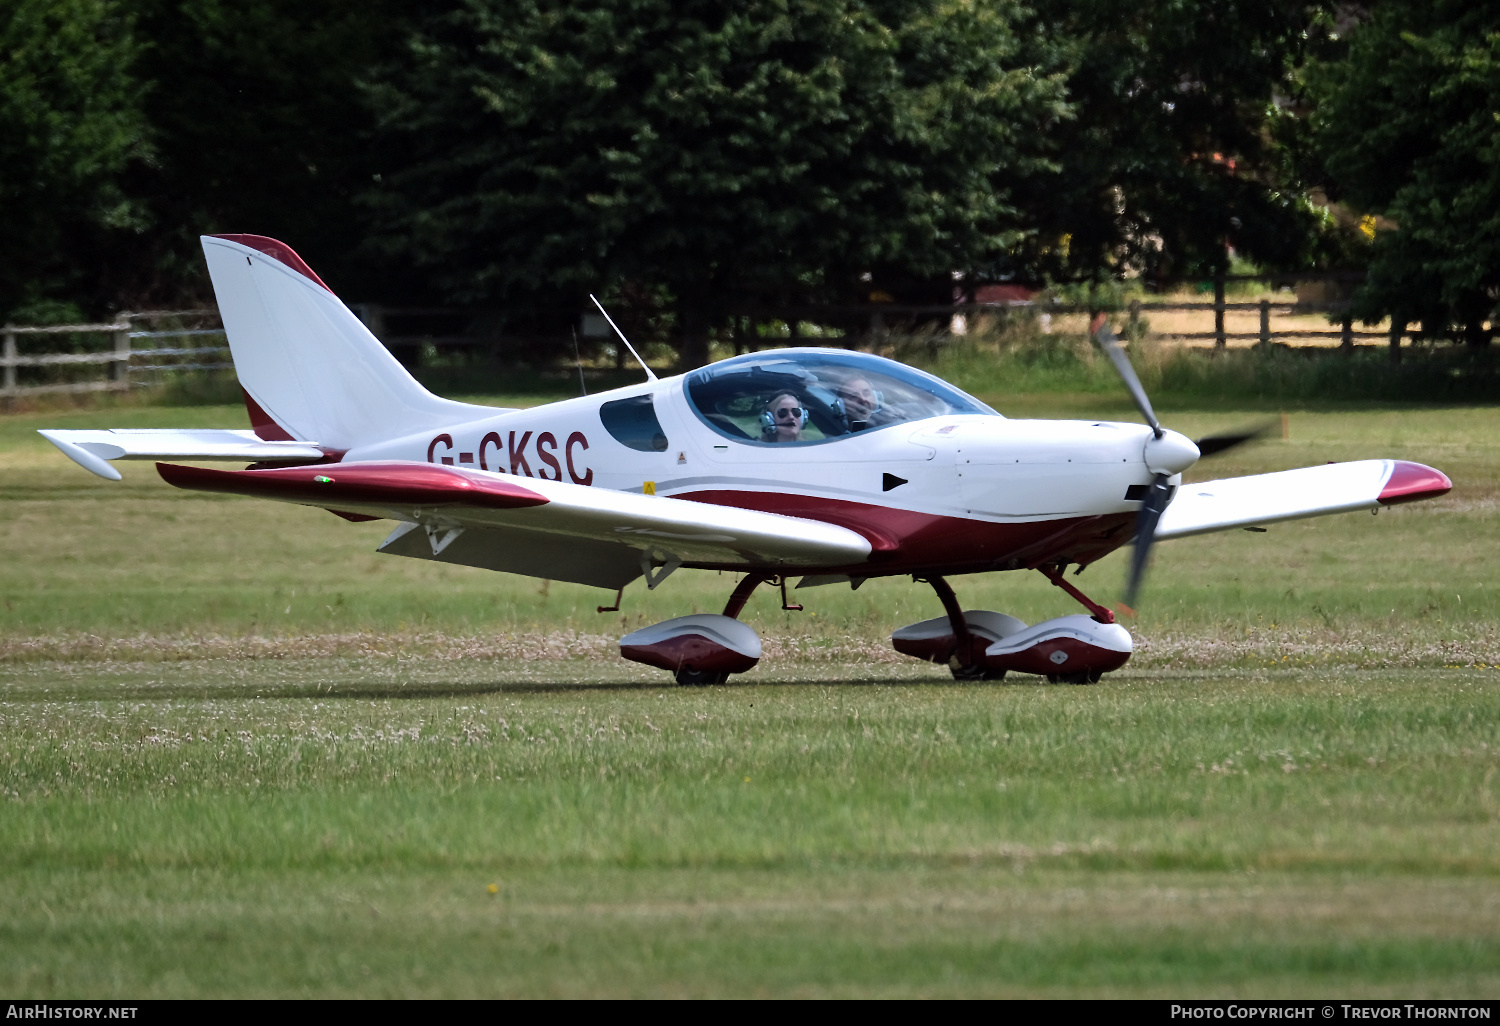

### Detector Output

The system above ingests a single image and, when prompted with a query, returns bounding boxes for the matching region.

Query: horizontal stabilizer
[1157,459,1451,540]
[40,429,327,479]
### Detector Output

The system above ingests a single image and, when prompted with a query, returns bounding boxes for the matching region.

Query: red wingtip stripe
[212,234,333,292]
[156,461,550,512]
[1378,461,1452,505]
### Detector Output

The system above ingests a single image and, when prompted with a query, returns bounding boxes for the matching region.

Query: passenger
[762,392,804,443]
[838,376,885,431]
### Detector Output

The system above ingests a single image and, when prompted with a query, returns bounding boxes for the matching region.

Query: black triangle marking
[882,473,908,492]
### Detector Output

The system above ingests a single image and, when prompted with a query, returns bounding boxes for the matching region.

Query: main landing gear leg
[722,573,768,619]
[917,575,1003,681]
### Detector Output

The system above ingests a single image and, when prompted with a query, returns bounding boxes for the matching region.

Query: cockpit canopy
[684,349,997,446]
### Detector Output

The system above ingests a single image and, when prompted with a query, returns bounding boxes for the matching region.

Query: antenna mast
[590,295,658,382]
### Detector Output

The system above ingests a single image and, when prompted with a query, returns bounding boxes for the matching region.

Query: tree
[363,0,1066,365]
[103,0,419,305]
[1007,0,1340,284]
[0,0,147,319]
[1312,0,1500,344]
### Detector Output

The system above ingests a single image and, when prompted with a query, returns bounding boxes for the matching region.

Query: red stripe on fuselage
[677,489,1136,577]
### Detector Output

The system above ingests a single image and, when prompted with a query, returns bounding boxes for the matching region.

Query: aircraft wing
[40,429,326,481]
[1156,459,1451,540]
[156,460,873,590]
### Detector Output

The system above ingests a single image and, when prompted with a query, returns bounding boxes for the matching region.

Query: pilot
[838,376,884,431]
[762,392,805,443]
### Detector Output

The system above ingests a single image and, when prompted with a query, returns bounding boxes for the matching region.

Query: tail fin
[202,234,485,449]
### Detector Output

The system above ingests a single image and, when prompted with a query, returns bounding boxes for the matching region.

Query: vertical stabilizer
[202,234,484,448]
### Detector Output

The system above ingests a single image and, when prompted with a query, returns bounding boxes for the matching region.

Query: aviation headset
[760,393,808,438]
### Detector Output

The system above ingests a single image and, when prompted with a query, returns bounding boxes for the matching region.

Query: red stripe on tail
[241,387,296,441]
[211,234,333,292]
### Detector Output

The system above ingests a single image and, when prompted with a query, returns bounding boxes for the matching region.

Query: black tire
[1047,670,1104,685]
[950,664,1007,682]
[675,668,730,686]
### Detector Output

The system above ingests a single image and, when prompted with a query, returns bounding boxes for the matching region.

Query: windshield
[684,349,996,446]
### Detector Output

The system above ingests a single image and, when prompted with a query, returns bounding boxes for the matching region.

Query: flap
[1156,459,1451,540]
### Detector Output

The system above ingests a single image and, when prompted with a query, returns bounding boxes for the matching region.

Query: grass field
[2,386,1498,996]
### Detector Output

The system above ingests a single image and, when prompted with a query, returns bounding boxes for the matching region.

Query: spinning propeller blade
[1124,473,1172,609]
[1089,313,1162,439]
[1194,423,1276,458]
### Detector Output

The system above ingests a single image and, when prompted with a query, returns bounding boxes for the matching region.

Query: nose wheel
[1048,670,1104,684]
[675,668,731,686]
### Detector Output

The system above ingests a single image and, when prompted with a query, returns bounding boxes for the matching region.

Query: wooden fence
[0,273,1412,397]
[0,310,229,398]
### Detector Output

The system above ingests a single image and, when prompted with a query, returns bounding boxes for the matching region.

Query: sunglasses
[774,407,803,419]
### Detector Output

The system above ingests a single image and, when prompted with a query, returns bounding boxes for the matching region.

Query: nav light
[314,475,334,484]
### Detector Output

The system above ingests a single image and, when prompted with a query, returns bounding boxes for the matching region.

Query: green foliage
[917,331,1500,405]
[1008,0,1341,283]
[1311,0,1500,343]
[363,0,1065,363]
[106,0,420,304]
[0,0,147,319]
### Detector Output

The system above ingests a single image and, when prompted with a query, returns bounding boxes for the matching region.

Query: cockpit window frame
[682,348,999,448]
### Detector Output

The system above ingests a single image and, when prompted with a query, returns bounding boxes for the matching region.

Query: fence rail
[0,274,1423,399]
[733,296,1379,351]
[1,312,230,398]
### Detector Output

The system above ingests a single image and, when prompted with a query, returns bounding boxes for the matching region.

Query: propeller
[1089,313,1162,440]
[1194,424,1276,458]
[1088,315,1269,612]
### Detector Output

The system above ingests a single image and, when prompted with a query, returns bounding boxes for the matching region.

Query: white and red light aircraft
[42,235,1452,684]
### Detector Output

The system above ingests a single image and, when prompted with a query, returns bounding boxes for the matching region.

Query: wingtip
[39,430,123,481]
[1378,461,1452,505]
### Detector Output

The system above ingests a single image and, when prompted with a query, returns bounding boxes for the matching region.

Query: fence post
[2,328,14,393]
[1214,277,1226,349]
[1259,299,1270,347]
[1128,299,1141,340]
[111,314,132,387]
[1389,319,1404,365]
[1340,311,1353,351]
